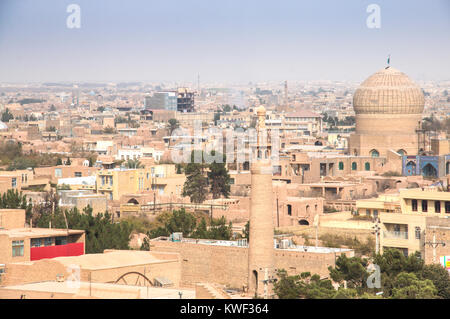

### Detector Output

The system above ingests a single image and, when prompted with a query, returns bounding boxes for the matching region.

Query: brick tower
[248,105,275,298]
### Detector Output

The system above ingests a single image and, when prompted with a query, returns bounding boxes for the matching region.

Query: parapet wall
[150,240,354,289]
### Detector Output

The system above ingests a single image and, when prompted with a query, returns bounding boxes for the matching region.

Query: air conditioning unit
[171,232,183,242]
[280,239,290,249]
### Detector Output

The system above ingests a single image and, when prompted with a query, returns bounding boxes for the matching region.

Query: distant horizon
[0,0,449,83]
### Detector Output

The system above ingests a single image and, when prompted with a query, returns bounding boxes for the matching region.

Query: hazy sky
[0,0,449,83]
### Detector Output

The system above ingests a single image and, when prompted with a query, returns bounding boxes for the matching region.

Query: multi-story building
[0,209,85,265]
[145,91,178,111]
[177,88,195,113]
[96,168,152,201]
[356,188,450,259]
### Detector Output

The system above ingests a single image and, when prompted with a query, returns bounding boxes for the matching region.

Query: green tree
[182,151,208,203]
[273,269,302,299]
[207,151,231,199]
[0,189,32,222]
[125,159,143,169]
[328,254,369,289]
[140,236,150,251]
[103,126,116,134]
[391,272,437,299]
[56,158,63,165]
[419,263,450,299]
[33,205,132,254]
[1,108,14,122]
[168,118,180,135]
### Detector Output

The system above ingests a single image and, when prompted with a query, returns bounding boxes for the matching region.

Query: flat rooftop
[153,237,352,254]
[0,227,84,239]
[2,281,195,299]
[16,250,180,270]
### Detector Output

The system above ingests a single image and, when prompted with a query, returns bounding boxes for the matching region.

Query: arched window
[338,162,344,170]
[370,149,380,158]
[365,162,370,171]
[352,162,357,170]
[397,149,406,156]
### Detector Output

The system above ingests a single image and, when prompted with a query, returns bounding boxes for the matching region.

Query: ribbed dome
[353,67,424,114]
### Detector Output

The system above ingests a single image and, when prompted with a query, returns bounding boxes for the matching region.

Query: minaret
[248,105,275,298]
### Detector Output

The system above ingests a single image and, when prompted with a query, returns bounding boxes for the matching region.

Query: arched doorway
[422,163,437,178]
[127,198,139,205]
[252,270,258,294]
[406,161,416,176]
[365,162,370,171]
[299,219,309,225]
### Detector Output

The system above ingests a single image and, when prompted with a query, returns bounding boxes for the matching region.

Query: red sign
[30,243,84,261]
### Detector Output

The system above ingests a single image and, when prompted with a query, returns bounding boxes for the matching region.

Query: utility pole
[372,218,381,255]
[276,197,280,228]
[424,230,446,263]
[210,203,213,223]
[314,214,319,247]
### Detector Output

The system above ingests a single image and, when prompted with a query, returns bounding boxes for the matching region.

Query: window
[11,178,17,188]
[415,227,421,239]
[446,202,450,214]
[352,162,357,170]
[412,199,418,212]
[365,162,370,171]
[435,201,441,213]
[74,172,82,177]
[338,162,344,170]
[55,237,67,246]
[373,210,379,219]
[287,204,292,216]
[422,200,428,212]
[55,168,62,177]
[31,238,42,247]
[12,240,24,257]
[44,237,52,246]
[366,209,371,217]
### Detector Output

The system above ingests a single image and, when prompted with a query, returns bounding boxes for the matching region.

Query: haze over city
[0,0,449,305]
[0,0,449,83]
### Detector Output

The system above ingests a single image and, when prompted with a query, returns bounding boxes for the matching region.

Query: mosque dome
[353,67,424,115]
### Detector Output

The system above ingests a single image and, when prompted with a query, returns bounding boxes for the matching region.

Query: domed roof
[0,121,8,130]
[353,67,424,115]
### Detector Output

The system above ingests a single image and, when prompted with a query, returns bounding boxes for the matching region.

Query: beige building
[349,67,425,157]
[356,188,450,258]
[0,209,85,265]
